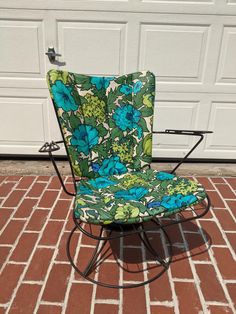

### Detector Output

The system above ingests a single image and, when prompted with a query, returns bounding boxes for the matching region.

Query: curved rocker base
[66,195,210,289]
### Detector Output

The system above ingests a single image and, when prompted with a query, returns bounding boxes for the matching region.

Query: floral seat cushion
[74,170,206,225]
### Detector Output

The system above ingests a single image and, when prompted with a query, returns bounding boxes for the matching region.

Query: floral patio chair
[39,69,212,288]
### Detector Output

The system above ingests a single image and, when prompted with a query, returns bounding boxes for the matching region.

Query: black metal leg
[67,218,173,289]
[137,224,169,269]
[67,195,210,289]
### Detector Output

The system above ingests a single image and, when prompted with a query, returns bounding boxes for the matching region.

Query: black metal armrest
[39,140,76,196]
[154,129,213,135]
[152,129,213,173]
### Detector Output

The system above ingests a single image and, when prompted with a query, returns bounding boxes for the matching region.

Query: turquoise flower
[98,156,127,176]
[88,177,117,189]
[115,187,148,201]
[156,172,175,181]
[71,124,99,155]
[120,84,132,95]
[161,194,197,211]
[51,80,78,112]
[91,76,114,90]
[77,184,93,195]
[113,104,141,131]
[133,81,142,94]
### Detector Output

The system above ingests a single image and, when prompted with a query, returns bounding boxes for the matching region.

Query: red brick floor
[0,175,235,314]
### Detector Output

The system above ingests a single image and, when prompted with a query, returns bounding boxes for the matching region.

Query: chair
[40,69,211,288]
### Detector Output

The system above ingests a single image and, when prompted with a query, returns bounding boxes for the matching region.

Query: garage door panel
[57,21,127,75]
[0,21,44,76]
[0,97,48,150]
[139,23,209,82]
[205,102,236,151]
[153,99,199,157]
[216,26,236,83]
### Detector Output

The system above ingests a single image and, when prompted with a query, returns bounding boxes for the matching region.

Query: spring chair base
[66,195,210,289]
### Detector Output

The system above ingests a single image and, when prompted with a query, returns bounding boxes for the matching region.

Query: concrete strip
[0,160,236,177]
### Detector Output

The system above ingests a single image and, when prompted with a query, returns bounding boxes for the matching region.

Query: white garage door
[1,1,236,160]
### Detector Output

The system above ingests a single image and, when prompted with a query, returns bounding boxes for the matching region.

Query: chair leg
[67,218,173,289]
[83,227,112,276]
[137,224,170,269]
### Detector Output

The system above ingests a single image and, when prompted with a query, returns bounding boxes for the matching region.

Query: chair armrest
[38,140,76,196]
[153,129,213,136]
[152,129,213,173]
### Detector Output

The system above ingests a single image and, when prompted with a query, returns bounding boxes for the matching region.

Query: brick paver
[0,175,235,313]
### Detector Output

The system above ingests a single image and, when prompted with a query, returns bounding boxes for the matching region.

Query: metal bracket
[38,141,60,153]
[45,47,62,63]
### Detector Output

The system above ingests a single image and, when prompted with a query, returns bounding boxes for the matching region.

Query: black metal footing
[66,196,210,289]
[67,222,172,289]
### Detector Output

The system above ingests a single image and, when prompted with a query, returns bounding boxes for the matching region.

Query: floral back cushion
[46,70,155,178]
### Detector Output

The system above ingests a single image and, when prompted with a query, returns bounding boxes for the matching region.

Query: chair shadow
[87,219,212,280]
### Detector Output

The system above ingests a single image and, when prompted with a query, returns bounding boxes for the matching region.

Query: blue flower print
[156,172,175,181]
[98,156,127,176]
[115,187,148,201]
[91,163,100,172]
[88,177,117,189]
[91,76,114,90]
[113,104,141,131]
[51,80,78,112]
[161,194,197,211]
[137,125,143,139]
[71,124,99,155]
[147,201,161,209]
[133,81,142,94]
[120,84,132,95]
[77,184,93,195]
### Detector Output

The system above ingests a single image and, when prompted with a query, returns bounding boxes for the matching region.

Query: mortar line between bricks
[8,218,27,221]
[39,300,64,306]
[205,301,231,306]
[224,280,236,283]
[21,280,43,285]
[95,299,120,305]
[140,233,151,314]
[0,176,41,274]
[210,178,236,224]
[162,227,179,314]
[191,260,212,265]
[118,236,123,314]
[218,178,236,198]
[0,176,38,240]
[207,179,236,260]
[149,301,174,306]
[172,278,195,282]
[178,221,209,314]
[61,209,84,314]
[4,175,56,314]
[90,234,102,314]
[7,261,27,265]
[195,214,236,314]
[71,280,94,284]
[33,176,73,314]
[53,261,70,265]
[211,244,228,248]
[0,180,18,207]
[182,230,201,234]
[4,176,38,209]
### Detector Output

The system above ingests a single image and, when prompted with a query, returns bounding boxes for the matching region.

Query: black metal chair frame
[39,129,212,289]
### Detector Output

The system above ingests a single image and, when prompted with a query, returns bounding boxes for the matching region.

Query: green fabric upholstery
[75,170,206,225]
[47,70,155,178]
[47,70,207,225]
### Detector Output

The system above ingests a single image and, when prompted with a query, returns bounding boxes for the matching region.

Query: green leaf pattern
[47,70,206,225]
